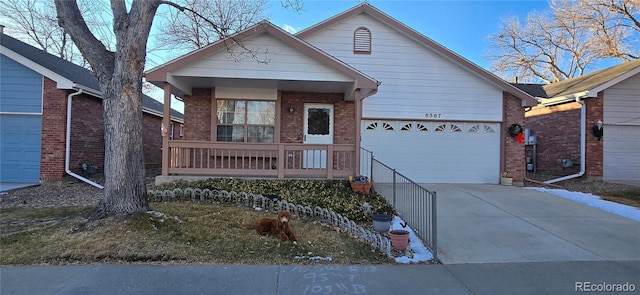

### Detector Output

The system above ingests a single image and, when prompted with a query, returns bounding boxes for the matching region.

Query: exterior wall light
[592,120,603,141]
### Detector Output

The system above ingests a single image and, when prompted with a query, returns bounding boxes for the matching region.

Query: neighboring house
[145,4,537,184]
[522,59,640,182]
[0,32,184,185]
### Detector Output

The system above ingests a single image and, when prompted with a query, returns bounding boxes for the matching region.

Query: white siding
[603,73,640,125]
[302,14,503,122]
[173,34,353,83]
[603,125,640,181]
[602,73,640,181]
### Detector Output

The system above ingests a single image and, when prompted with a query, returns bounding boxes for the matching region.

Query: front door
[303,104,333,169]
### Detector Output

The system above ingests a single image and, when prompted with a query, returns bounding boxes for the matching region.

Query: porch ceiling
[157,76,359,100]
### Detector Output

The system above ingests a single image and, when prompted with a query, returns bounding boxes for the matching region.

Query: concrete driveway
[425,184,640,264]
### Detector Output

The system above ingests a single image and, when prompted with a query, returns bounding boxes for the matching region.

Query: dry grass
[600,191,640,208]
[0,203,393,266]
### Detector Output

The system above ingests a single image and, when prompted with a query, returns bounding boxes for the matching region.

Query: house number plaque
[424,113,442,119]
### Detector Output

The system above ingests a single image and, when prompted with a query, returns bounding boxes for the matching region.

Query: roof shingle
[1,33,183,120]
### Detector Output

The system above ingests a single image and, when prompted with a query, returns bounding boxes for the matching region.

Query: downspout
[544,98,586,184]
[66,89,104,189]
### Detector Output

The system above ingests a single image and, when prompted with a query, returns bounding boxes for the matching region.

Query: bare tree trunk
[92,56,149,221]
[55,0,161,221]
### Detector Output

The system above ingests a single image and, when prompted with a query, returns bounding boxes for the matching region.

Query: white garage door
[362,120,500,183]
[603,125,640,181]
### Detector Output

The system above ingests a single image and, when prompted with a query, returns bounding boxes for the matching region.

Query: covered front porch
[144,22,379,182]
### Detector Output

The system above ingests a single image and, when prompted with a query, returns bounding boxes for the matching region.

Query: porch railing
[364,149,438,262]
[166,141,356,179]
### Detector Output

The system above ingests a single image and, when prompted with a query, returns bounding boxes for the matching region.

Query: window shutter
[354,27,371,53]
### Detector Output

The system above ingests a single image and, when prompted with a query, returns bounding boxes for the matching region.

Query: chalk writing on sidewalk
[290,265,377,294]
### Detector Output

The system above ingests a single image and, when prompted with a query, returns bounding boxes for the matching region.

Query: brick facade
[280,91,354,144]
[40,78,68,180]
[585,92,604,177]
[184,88,212,141]
[503,92,526,184]
[69,91,105,175]
[181,90,355,145]
[524,93,604,178]
[39,77,179,181]
[525,102,582,175]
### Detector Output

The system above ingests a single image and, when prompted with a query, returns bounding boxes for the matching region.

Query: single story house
[146,3,537,184]
[0,31,184,186]
[522,59,640,182]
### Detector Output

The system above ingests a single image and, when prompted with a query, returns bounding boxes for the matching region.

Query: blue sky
[264,0,550,69]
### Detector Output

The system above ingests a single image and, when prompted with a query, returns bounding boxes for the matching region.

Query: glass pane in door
[307,108,330,135]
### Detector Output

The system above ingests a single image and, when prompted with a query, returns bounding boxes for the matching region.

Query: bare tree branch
[487,0,639,82]
[0,0,109,67]
[152,0,270,64]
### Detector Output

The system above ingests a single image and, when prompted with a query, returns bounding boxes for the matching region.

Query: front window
[216,99,275,142]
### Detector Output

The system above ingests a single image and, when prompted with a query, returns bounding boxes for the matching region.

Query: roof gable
[170,33,354,82]
[1,33,183,120]
[145,21,380,98]
[296,3,537,106]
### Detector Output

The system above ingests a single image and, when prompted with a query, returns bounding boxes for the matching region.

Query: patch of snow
[526,187,640,222]
[390,216,434,264]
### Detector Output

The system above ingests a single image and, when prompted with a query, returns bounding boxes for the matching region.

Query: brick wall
[184,88,212,141]
[40,78,68,181]
[585,93,603,177]
[503,92,526,183]
[280,91,354,144]
[40,77,178,180]
[143,114,162,167]
[525,102,581,175]
[69,94,105,175]
[524,94,604,177]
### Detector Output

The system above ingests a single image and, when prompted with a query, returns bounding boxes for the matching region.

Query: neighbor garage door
[603,124,640,181]
[0,114,42,183]
[362,120,500,183]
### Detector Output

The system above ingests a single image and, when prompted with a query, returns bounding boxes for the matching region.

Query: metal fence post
[432,191,438,263]
[369,153,374,181]
[392,169,397,208]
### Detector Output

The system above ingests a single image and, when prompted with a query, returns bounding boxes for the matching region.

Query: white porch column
[161,82,171,176]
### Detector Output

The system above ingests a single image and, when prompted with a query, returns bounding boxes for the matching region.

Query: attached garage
[362,120,500,183]
[604,125,640,181]
[0,50,43,184]
[0,115,42,183]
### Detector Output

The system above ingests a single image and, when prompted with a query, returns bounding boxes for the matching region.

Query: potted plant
[500,172,513,186]
[388,222,410,250]
[372,214,391,233]
[349,176,372,193]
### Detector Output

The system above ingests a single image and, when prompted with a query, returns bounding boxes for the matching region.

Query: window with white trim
[354,27,371,54]
[216,99,275,142]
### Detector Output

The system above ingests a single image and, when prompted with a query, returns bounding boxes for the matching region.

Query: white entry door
[303,104,333,168]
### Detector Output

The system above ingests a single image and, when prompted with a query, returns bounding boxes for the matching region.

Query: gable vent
[354,27,371,54]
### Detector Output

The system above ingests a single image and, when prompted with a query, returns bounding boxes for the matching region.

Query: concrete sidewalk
[2,262,639,295]
[429,184,640,264]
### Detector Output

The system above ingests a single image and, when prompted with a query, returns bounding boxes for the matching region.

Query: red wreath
[515,132,525,144]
